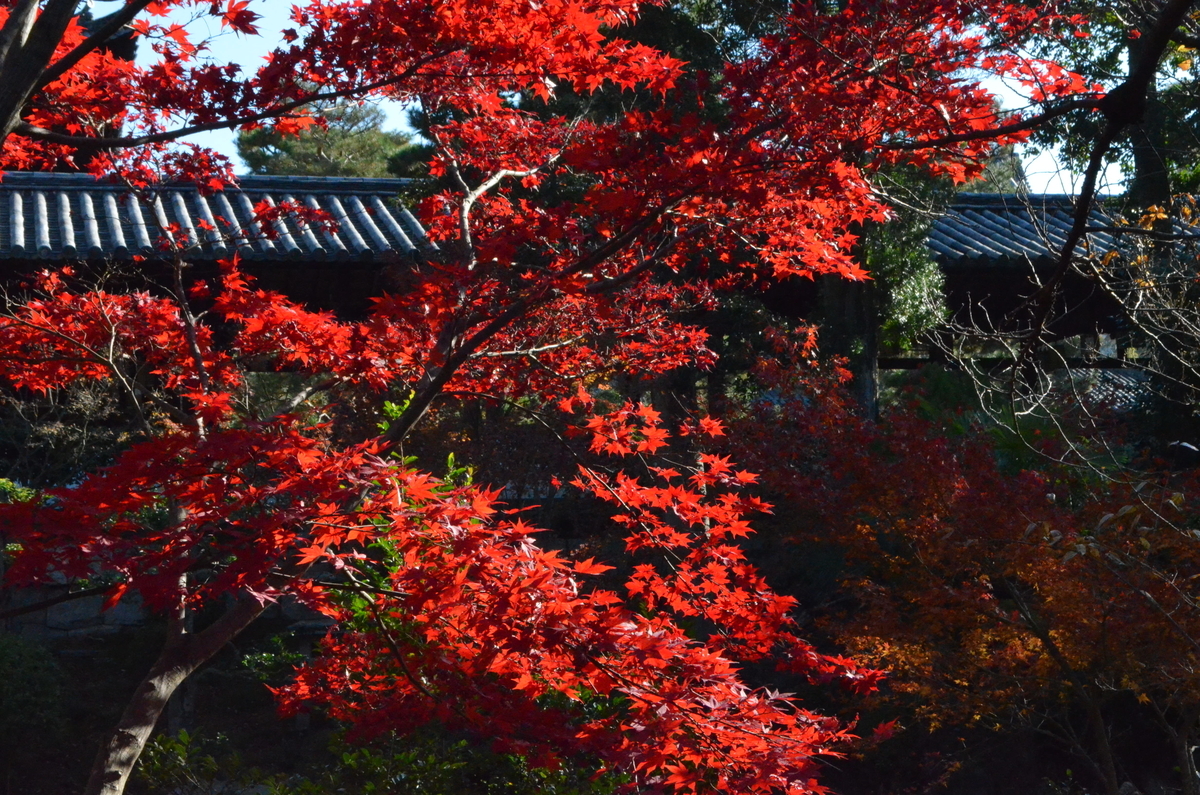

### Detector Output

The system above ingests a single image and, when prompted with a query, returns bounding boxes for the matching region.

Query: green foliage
[862,176,954,350]
[0,635,65,761]
[881,364,982,420]
[240,634,310,686]
[237,102,421,179]
[1018,3,1200,200]
[138,731,263,795]
[0,478,35,504]
[442,451,475,488]
[271,731,620,795]
[627,0,787,70]
[138,729,620,795]
[378,392,414,434]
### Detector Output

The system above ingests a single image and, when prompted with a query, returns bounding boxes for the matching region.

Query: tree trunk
[0,0,79,143]
[1126,33,1173,212]
[83,592,269,795]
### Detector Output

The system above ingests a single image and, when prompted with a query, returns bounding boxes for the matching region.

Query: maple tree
[0,1,1178,794]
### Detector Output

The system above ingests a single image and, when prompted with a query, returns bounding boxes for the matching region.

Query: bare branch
[0,583,113,621]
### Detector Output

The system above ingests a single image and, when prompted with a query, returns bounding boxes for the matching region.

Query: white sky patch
[1019,145,1125,195]
[983,72,1124,196]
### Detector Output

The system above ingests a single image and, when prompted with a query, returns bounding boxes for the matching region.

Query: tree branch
[0,583,113,621]
[33,0,156,93]
[15,50,458,151]
[885,98,1103,151]
[0,0,38,75]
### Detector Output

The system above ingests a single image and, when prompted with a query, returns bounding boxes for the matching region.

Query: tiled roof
[929,194,1122,268]
[1078,369,1150,413]
[0,173,433,262]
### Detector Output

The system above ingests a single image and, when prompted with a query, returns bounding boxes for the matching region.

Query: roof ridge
[934,193,1124,267]
[0,172,417,192]
[952,192,1084,206]
[0,173,432,262]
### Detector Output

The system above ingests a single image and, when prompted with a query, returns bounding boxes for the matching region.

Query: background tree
[236,100,422,178]
[1020,0,1200,206]
[721,347,1200,795]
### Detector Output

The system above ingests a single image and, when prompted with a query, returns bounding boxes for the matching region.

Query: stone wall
[2,585,145,640]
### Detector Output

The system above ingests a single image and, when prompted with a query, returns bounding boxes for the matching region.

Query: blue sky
[127,0,410,172]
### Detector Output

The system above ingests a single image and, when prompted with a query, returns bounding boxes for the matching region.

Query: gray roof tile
[0,173,433,261]
[929,193,1140,268]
